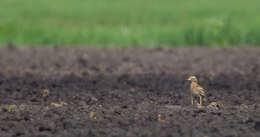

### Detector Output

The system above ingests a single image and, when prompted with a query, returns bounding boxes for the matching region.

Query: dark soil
[0,46,260,137]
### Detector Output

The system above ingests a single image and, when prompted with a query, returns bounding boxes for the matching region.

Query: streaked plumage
[187,76,206,105]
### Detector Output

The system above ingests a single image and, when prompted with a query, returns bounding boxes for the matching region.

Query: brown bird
[187,76,206,105]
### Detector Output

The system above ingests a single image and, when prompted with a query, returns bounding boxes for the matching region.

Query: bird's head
[187,76,198,83]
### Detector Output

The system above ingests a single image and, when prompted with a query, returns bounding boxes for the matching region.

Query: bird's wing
[195,84,206,96]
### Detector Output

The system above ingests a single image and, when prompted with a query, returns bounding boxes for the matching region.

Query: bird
[187,76,206,105]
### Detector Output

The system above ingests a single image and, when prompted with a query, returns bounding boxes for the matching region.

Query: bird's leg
[199,96,202,105]
[191,96,194,105]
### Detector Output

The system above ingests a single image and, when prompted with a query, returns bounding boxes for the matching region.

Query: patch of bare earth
[0,46,260,137]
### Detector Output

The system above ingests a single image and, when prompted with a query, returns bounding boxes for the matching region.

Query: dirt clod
[255,121,260,131]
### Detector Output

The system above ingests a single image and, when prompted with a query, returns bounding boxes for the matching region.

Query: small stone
[50,103,62,108]
[164,105,182,110]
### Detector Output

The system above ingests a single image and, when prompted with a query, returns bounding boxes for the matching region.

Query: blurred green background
[0,0,259,46]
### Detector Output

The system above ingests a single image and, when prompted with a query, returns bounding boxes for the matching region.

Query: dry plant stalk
[41,89,50,98]
[157,114,165,122]
[90,111,97,120]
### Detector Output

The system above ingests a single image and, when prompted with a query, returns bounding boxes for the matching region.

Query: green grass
[0,0,259,46]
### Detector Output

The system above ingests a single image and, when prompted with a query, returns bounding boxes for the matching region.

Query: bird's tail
[203,96,207,101]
